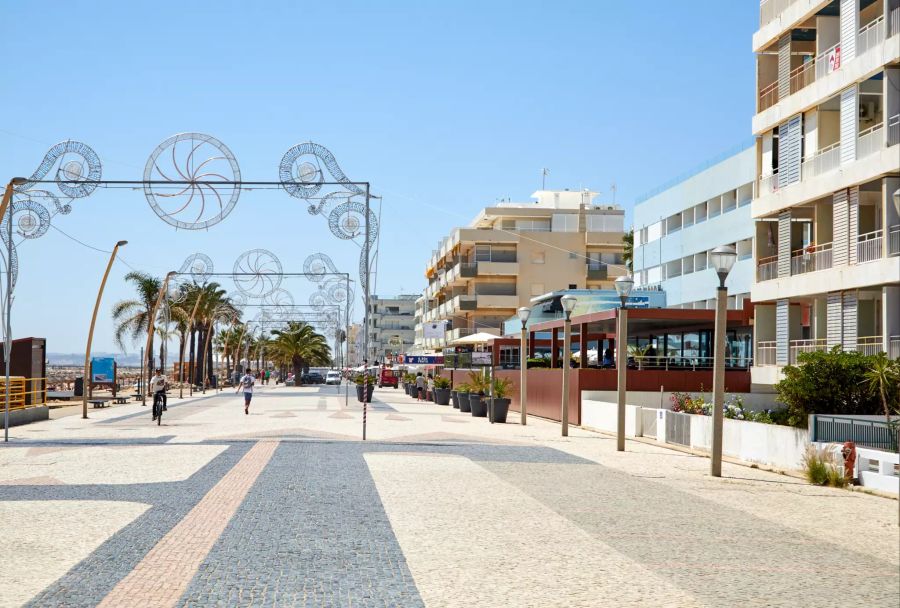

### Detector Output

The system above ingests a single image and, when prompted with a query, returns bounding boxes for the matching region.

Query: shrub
[491,377,512,399]
[526,358,549,369]
[433,376,451,389]
[802,444,848,488]
[467,371,487,394]
[455,383,471,393]
[776,347,886,426]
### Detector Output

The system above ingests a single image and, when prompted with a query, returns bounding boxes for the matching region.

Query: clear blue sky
[0,0,758,354]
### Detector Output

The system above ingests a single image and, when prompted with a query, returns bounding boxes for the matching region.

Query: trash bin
[74,376,84,397]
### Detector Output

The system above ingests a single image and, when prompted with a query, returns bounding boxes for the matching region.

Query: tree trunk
[206,333,214,386]
[189,328,196,386]
[177,333,185,382]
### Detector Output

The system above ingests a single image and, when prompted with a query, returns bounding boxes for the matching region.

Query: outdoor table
[89,399,110,408]
[114,397,128,404]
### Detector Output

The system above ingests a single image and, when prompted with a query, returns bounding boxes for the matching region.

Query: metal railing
[888,114,900,147]
[815,43,841,79]
[0,377,48,410]
[857,122,884,160]
[857,15,886,56]
[789,60,816,94]
[789,339,828,364]
[889,225,900,256]
[790,242,832,275]
[812,414,898,452]
[760,0,800,28]
[890,336,900,360]
[857,336,884,356]
[856,229,883,264]
[756,341,777,366]
[757,256,778,281]
[892,7,900,38]
[759,172,778,195]
[801,141,841,181]
[759,80,779,112]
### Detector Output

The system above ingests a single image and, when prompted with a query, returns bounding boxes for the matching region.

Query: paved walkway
[0,384,897,607]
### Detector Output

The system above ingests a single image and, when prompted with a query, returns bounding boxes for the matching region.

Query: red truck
[379,368,399,388]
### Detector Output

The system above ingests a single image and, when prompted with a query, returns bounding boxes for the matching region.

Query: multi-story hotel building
[413,190,626,351]
[633,143,757,310]
[365,294,418,362]
[753,0,900,386]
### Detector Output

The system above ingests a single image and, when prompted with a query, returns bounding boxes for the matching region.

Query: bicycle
[152,390,164,425]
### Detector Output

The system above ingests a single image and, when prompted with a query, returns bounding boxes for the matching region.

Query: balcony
[857,123,885,160]
[801,141,841,182]
[757,256,777,282]
[856,229,884,264]
[789,338,827,364]
[477,261,518,275]
[790,242,832,275]
[889,225,900,256]
[756,341,776,366]
[759,0,800,28]
[888,114,900,148]
[476,294,518,308]
[460,262,478,278]
[586,261,608,281]
[758,81,779,113]
[857,15,886,58]
[891,335,900,359]
[857,336,885,357]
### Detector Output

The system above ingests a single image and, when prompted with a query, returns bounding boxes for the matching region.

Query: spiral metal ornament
[178,252,215,284]
[303,253,338,283]
[278,142,364,200]
[144,132,241,230]
[17,140,102,199]
[233,249,282,298]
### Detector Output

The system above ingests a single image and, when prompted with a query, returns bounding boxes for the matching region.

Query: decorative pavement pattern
[0,384,897,607]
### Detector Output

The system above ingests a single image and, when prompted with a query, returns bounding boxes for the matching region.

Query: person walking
[236,368,255,415]
[415,372,426,402]
[426,373,435,401]
[265,369,271,385]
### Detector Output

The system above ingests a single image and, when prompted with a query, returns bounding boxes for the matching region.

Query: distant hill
[48,352,143,367]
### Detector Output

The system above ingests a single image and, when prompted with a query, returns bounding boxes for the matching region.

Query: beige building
[414,190,626,351]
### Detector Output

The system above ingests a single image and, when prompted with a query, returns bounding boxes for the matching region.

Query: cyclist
[149,368,168,421]
[236,368,255,415]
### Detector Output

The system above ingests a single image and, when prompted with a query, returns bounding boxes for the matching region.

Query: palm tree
[863,353,900,422]
[622,229,634,273]
[112,271,162,373]
[270,321,332,380]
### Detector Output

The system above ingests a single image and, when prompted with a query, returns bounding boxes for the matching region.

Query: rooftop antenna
[610,181,617,204]
[541,167,550,190]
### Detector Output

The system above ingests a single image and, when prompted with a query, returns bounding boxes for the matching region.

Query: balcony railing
[759,171,778,195]
[857,122,884,160]
[760,0,800,28]
[857,15,886,57]
[757,256,777,281]
[801,141,841,181]
[856,229,883,264]
[789,59,815,94]
[890,336,900,360]
[789,338,828,364]
[790,242,832,275]
[889,225,900,256]
[857,336,884,357]
[756,341,776,366]
[888,114,900,147]
[892,7,900,38]
[815,43,841,80]
[460,262,477,278]
[586,261,608,281]
[758,80,779,112]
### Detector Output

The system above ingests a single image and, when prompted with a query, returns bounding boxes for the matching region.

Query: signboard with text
[91,357,115,383]
[397,355,443,365]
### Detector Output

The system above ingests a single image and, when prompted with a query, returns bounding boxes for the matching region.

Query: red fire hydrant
[841,441,856,482]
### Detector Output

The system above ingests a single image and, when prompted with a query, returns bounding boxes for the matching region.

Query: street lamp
[614,274,634,452]
[517,306,530,425]
[710,245,737,477]
[142,271,177,406]
[560,294,577,437]
[82,241,127,419]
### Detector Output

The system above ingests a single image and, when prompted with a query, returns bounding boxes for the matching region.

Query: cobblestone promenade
[0,384,897,607]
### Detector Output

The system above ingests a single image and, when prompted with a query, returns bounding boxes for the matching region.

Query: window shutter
[832,190,849,266]
[778,32,792,100]
[842,292,857,351]
[776,299,790,365]
[839,0,858,63]
[827,292,843,349]
[778,211,792,277]
[840,86,858,164]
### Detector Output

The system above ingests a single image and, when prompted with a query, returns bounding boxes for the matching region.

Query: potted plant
[450,384,460,408]
[433,376,451,405]
[456,383,472,413]
[467,371,488,417]
[353,374,374,403]
[489,377,512,423]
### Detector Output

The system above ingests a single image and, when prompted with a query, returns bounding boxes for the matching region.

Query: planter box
[457,393,472,413]
[490,398,510,423]
[356,384,374,403]
[450,390,460,409]
[434,388,451,405]
[470,395,488,417]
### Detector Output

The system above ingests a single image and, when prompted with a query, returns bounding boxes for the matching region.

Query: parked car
[325,370,342,385]
[378,368,399,388]
[302,372,325,384]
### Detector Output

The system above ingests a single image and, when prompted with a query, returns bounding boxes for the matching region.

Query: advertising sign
[91,357,115,383]
[398,355,443,365]
[423,320,447,339]
[827,45,841,74]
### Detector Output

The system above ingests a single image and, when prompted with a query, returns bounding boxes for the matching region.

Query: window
[516,219,551,232]
[532,251,545,264]
[586,214,624,232]
[568,284,577,289]
[551,213,579,232]
[531,283,545,296]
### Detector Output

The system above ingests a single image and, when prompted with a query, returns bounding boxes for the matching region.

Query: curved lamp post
[82,241,127,419]
[614,274,634,451]
[709,245,737,477]
[2,178,27,443]
[560,295,577,437]
[517,306,530,426]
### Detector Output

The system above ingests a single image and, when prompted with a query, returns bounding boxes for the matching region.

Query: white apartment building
[413,190,626,351]
[366,294,418,363]
[753,0,900,386]
[633,143,757,309]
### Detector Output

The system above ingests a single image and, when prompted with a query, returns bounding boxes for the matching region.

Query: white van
[325,370,342,385]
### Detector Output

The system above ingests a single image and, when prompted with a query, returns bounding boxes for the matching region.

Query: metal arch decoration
[232,248,283,298]
[2,140,102,291]
[303,253,339,283]
[144,132,241,230]
[278,142,364,202]
[178,252,215,284]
